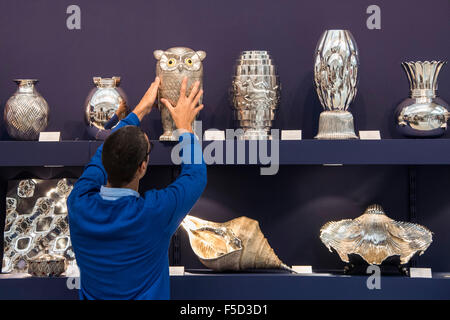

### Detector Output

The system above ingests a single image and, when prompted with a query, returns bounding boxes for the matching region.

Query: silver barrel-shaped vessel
[314,30,359,139]
[231,51,280,140]
[395,60,448,137]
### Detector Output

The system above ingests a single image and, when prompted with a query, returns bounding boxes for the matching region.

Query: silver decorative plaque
[2,179,77,276]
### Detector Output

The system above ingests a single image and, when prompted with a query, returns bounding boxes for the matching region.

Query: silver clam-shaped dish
[181,215,293,272]
[320,204,433,265]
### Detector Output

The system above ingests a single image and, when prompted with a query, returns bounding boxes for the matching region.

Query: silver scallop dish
[85,76,129,140]
[4,79,49,140]
[320,204,433,268]
[396,60,449,137]
[231,50,280,140]
[314,30,359,139]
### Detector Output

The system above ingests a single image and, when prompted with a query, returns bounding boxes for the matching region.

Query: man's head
[102,126,150,188]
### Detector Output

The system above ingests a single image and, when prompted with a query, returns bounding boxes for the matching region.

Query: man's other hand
[160,77,203,133]
[133,77,161,121]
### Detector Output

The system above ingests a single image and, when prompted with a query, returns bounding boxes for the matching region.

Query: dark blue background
[0,0,449,275]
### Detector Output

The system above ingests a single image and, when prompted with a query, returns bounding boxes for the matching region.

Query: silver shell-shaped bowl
[319,204,433,265]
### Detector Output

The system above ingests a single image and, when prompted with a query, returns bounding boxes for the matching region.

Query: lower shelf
[0,271,448,300]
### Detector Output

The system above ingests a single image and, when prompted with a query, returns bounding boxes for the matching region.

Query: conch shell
[181,215,293,272]
[320,204,433,265]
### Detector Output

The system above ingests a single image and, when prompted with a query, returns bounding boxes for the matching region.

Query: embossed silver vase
[396,61,449,137]
[85,77,129,140]
[4,79,50,140]
[314,30,359,139]
[231,50,280,140]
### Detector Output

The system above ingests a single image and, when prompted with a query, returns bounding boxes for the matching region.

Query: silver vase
[4,79,50,140]
[231,50,280,140]
[396,61,448,137]
[85,76,129,140]
[314,30,359,139]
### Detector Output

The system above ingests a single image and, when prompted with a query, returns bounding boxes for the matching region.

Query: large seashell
[320,204,433,265]
[181,215,293,272]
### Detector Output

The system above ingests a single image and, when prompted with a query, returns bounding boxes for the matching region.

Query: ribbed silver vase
[314,30,359,139]
[231,50,280,140]
[4,79,50,140]
[396,60,448,137]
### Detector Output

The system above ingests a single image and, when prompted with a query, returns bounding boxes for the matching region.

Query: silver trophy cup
[314,30,359,139]
[231,50,280,140]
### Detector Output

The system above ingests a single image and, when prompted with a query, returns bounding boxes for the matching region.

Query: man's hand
[133,76,160,121]
[116,98,128,120]
[161,77,204,133]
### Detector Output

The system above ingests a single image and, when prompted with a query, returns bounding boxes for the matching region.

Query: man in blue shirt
[67,77,207,299]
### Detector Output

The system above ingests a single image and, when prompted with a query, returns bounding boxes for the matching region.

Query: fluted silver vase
[231,50,280,140]
[396,61,448,137]
[4,79,50,140]
[314,30,359,139]
[85,76,129,140]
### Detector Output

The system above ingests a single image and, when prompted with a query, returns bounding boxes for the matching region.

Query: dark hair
[102,126,149,187]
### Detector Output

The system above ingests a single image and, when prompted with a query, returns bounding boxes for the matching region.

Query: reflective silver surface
[154,47,206,141]
[231,50,280,140]
[320,204,433,265]
[85,77,129,140]
[2,179,77,276]
[396,61,449,137]
[3,79,49,140]
[314,30,359,139]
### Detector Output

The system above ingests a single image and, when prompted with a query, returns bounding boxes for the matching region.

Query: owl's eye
[167,58,176,67]
[185,58,193,66]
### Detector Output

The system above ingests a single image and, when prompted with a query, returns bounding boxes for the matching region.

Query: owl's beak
[177,64,184,72]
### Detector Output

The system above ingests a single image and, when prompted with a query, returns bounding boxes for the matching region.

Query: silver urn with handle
[4,79,50,140]
[314,30,359,139]
[85,76,129,140]
[231,50,280,140]
[395,60,448,137]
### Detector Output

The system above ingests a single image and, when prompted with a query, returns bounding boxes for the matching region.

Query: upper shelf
[1,139,450,167]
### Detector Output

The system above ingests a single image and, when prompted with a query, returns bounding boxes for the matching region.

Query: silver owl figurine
[154,47,206,141]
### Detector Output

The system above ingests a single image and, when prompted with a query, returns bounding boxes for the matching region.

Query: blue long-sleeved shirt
[67,113,207,300]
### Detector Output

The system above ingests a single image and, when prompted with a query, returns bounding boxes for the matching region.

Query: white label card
[204,130,225,141]
[359,130,381,140]
[292,265,313,274]
[39,132,61,142]
[410,268,432,279]
[169,266,185,276]
[281,130,302,140]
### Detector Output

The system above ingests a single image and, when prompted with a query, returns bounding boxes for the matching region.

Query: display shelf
[2,139,450,167]
[0,272,448,300]
[0,141,91,167]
